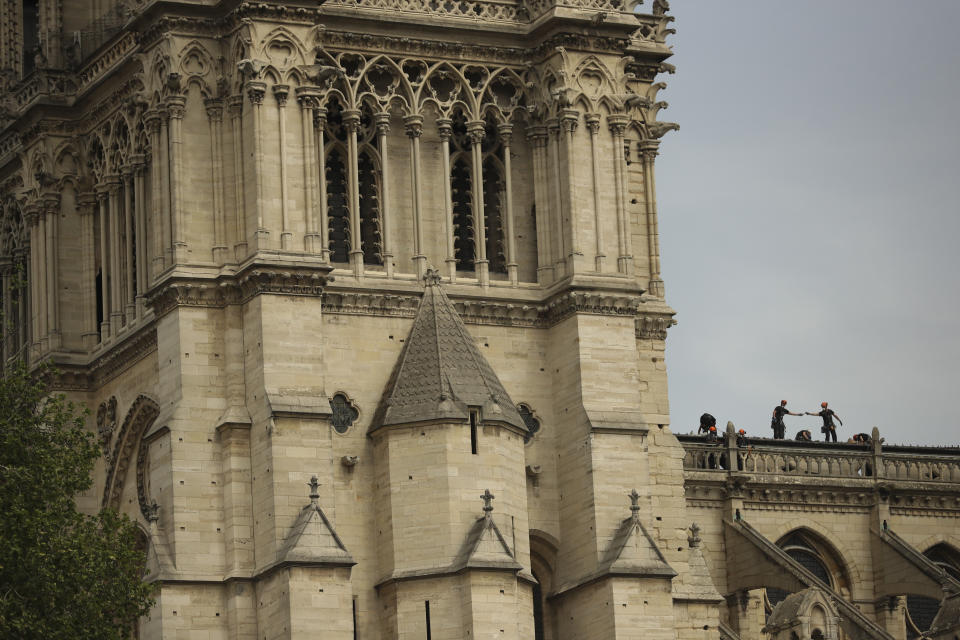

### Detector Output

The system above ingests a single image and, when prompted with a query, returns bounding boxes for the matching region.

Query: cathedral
[1,1,959,639]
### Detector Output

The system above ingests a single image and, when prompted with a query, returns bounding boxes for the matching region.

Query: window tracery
[330,392,359,434]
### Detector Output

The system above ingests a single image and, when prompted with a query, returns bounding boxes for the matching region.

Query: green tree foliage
[0,363,155,639]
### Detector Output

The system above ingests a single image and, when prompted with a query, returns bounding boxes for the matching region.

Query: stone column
[0,259,10,363]
[35,206,48,352]
[95,186,110,341]
[585,114,606,272]
[228,96,248,259]
[143,109,165,278]
[206,98,228,263]
[639,139,664,297]
[296,88,322,254]
[245,81,268,244]
[466,120,488,286]
[437,118,456,282]
[24,206,41,353]
[313,107,330,262]
[404,114,426,278]
[131,157,147,320]
[375,112,394,277]
[498,123,518,286]
[560,109,581,270]
[159,109,173,266]
[608,114,632,274]
[526,126,552,284]
[107,176,123,335]
[121,168,136,324]
[547,119,566,278]
[273,85,293,250]
[165,95,188,264]
[343,109,363,277]
[42,193,60,350]
[77,192,99,349]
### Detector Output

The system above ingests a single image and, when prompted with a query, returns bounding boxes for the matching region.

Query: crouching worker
[795,429,812,442]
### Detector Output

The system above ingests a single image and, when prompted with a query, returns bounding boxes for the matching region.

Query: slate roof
[371,274,526,433]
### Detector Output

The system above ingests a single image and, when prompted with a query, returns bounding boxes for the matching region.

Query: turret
[370,269,534,638]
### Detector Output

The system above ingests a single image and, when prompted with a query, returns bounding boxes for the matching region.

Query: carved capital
[607,114,629,137]
[295,86,322,110]
[560,108,579,133]
[374,112,391,135]
[41,193,60,216]
[403,113,423,138]
[103,175,122,195]
[143,108,162,134]
[129,153,147,173]
[272,84,289,107]
[313,107,328,130]
[546,118,561,138]
[76,192,97,215]
[204,98,224,121]
[164,95,186,120]
[497,122,513,146]
[245,81,266,106]
[585,113,601,135]
[466,120,485,145]
[525,125,548,148]
[227,95,244,117]
[639,139,660,161]
[342,109,362,132]
[436,117,453,141]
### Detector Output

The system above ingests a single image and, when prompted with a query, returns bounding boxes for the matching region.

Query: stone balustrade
[678,435,960,484]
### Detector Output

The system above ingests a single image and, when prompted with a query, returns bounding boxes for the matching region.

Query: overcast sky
[655,1,960,445]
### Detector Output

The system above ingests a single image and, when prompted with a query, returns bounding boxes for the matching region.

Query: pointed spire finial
[629,489,640,520]
[481,488,495,517]
[688,522,701,548]
[308,475,320,504]
[423,268,442,287]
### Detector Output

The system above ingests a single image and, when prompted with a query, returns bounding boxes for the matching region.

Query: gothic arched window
[449,111,475,272]
[324,98,351,263]
[323,99,383,267]
[766,532,837,612]
[356,107,383,266]
[481,117,506,275]
[906,544,960,638]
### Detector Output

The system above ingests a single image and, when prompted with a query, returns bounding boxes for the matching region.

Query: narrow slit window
[470,410,479,455]
[424,600,432,640]
[352,596,358,640]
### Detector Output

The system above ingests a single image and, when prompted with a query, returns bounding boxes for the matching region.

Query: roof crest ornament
[481,489,495,517]
[423,267,442,287]
[629,488,641,521]
[308,475,320,505]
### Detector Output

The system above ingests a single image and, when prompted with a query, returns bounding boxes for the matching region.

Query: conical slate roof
[371,272,525,433]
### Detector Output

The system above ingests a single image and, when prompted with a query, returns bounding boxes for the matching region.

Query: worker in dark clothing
[795,429,812,441]
[850,432,871,445]
[698,413,717,435]
[771,400,802,440]
[736,428,747,448]
[705,425,718,443]
[806,402,842,442]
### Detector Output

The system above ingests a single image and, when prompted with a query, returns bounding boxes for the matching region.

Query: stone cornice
[322,286,648,330]
[49,321,158,391]
[145,262,335,319]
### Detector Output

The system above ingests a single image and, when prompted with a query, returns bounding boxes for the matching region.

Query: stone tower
[0,0,719,638]
[7,3,960,640]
